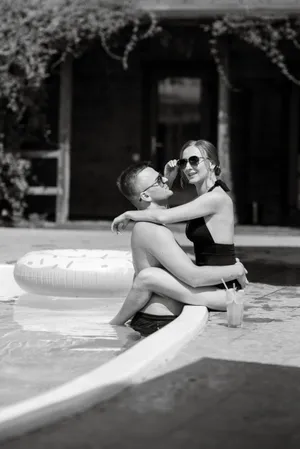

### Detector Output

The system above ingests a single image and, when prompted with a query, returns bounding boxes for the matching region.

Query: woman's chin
[188,178,198,185]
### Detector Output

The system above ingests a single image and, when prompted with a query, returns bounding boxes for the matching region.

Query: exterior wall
[70,45,143,218]
[70,27,216,219]
[24,21,299,225]
[231,81,288,225]
[140,28,291,225]
[230,42,291,225]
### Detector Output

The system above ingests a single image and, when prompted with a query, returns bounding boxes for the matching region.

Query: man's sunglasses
[139,174,166,200]
[177,156,206,169]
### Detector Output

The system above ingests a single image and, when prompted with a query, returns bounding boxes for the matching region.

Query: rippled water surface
[0,294,140,409]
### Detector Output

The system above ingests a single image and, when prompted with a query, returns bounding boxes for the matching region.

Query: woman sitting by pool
[110,140,246,325]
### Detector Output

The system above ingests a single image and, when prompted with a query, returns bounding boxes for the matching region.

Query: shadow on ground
[182,246,300,286]
[237,246,300,286]
[237,261,300,286]
[1,357,300,449]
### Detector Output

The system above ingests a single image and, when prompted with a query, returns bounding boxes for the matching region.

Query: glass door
[143,67,217,207]
[155,76,202,206]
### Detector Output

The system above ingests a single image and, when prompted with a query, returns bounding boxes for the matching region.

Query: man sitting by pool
[110,162,247,336]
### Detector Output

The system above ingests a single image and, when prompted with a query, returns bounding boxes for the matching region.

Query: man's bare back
[131,222,183,317]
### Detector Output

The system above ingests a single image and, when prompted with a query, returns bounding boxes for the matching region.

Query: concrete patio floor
[0,224,300,448]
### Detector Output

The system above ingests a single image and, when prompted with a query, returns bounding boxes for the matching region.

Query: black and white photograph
[0,1,300,448]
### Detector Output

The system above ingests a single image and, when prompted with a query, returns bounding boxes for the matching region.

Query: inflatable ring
[14,250,134,298]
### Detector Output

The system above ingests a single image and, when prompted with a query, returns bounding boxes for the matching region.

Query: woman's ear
[209,161,215,172]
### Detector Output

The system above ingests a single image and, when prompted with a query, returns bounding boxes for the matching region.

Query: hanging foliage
[0,0,159,147]
[0,143,31,224]
[202,14,300,89]
[0,0,159,223]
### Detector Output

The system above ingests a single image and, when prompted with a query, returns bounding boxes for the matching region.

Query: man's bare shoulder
[132,221,174,241]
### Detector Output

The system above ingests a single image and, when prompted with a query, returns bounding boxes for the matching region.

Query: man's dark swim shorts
[130,311,177,337]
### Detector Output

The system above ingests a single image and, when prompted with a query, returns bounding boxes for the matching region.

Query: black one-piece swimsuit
[185,179,241,290]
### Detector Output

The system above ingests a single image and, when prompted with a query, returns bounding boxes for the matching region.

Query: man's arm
[137,223,244,288]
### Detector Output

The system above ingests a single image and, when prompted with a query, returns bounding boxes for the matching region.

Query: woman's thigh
[138,267,227,310]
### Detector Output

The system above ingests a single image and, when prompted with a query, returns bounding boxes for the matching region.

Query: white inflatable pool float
[14,250,134,298]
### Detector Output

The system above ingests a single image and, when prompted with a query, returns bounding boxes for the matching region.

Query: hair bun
[214,166,221,176]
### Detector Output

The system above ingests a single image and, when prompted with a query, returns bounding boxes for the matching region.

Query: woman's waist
[194,243,236,266]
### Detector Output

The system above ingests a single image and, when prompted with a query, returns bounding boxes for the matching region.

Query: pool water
[0,294,140,410]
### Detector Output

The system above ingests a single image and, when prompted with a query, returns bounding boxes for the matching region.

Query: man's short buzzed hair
[116,161,153,201]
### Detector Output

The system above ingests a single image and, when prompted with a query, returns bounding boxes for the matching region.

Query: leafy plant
[0,144,31,224]
[0,0,159,148]
[0,0,159,225]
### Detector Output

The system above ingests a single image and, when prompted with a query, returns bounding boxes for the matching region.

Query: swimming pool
[0,263,208,441]
[0,265,141,409]
[0,297,141,410]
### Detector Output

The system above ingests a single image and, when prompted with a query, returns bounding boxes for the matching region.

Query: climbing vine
[0,0,159,223]
[0,143,31,224]
[203,15,300,89]
[0,0,159,149]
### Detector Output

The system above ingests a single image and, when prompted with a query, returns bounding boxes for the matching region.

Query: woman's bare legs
[110,267,227,325]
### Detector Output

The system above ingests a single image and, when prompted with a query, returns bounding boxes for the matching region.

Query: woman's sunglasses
[177,156,206,170]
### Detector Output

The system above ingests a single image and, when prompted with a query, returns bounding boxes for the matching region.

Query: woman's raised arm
[111,191,222,233]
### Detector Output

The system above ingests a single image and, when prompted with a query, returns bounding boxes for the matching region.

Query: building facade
[23,1,300,226]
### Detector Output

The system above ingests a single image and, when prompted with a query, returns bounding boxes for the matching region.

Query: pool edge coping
[0,264,208,441]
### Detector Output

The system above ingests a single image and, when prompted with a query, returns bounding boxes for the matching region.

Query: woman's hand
[111,213,130,234]
[235,258,249,289]
[164,159,179,187]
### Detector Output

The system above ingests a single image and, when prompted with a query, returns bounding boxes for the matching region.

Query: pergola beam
[138,0,300,18]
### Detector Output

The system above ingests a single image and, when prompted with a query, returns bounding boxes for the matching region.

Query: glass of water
[226,288,245,328]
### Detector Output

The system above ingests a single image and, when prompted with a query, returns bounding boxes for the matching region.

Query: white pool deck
[0,263,208,441]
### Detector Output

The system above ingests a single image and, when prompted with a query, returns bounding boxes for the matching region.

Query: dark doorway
[287,83,300,227]
[142,66,217,207]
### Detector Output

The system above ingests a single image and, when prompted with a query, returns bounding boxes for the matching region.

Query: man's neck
[148,201,169,210]
[137,201,168,211]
